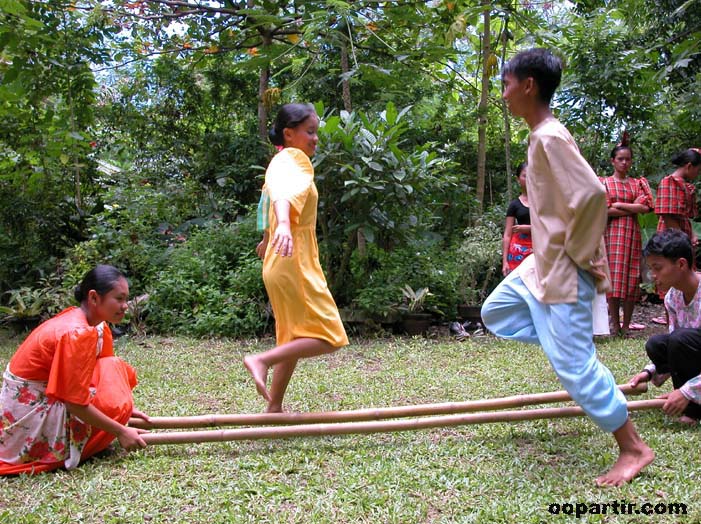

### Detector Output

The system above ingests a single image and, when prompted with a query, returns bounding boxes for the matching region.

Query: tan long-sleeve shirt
[518,118,610,304]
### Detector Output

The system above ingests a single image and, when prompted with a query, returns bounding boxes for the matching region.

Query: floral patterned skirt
[1,357,136,475]
[506,232,533,272]
[0,366,91,470]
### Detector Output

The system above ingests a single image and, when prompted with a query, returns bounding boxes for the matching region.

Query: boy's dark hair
[515,161,527,177]
[502,48,562,104]
[268,103,317,147]
[643,229,693,268]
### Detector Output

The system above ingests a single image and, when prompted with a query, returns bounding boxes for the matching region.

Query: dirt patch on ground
[622,297,668,339]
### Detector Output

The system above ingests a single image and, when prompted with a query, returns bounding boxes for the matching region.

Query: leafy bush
[456,217,503,306]
[313,102,458,296]
[349,240,462,320]
[0,274,72,330]
[59,166,221,297]
[146,217,268,337]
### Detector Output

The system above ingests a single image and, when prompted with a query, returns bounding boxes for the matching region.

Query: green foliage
[147,218,268,337]
[0,2,112,291]
[0,287,48,324]
[557,0,701,174]
[0,274,72,328]
[313,102,457,298]
[94,55,267,217]
[317,102,456,245]
[349,241,462,320]
[398,285,434,314]
[2,0,701,337]
[456,215,503,306]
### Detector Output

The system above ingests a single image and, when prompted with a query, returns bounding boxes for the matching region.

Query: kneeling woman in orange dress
[0,265,149,475]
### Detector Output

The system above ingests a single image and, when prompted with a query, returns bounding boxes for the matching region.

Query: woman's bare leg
[608,297,621,335]
[621,300,636,333]
[267,359,298,413]
[244,338,336,409]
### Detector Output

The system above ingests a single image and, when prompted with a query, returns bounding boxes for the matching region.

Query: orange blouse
[9,307,116,405]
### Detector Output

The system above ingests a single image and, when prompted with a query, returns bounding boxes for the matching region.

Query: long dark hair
[671,148,701,167]
[268,103,317,147]
[74,265,126,303]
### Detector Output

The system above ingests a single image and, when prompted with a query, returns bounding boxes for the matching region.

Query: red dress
[602,176,653,300]
[505,197,533,272]
[0,307,137,475]
[655,173,697,239]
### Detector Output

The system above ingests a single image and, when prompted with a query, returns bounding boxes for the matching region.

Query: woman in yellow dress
[245,103,348,413]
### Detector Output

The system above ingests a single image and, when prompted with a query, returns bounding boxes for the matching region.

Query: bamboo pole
[140,399,665,445]
[131,383,648,430]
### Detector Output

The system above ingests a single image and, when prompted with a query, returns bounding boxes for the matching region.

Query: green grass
[0,330,698,523]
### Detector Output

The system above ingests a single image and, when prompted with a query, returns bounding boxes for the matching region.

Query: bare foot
[595,445,655,487]
[265,403,283,413]
[243,356,271,402]
[678,415,699,426]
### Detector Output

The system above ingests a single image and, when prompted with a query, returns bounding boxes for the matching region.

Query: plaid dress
[655,173,697,239]
[602,176,653,300]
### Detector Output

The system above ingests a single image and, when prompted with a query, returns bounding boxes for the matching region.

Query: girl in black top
[501,162,532,275]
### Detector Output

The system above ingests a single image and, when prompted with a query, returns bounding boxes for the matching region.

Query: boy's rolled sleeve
[680,375,701,405]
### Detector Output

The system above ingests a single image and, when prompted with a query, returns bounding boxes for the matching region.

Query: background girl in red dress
[501,162,532,275]
[601,141,653,336]
[652,148,701,324]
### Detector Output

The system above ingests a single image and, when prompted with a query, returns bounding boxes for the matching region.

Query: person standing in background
[601,139,653,336]
[652,148,701,325]
[502,162,532,276]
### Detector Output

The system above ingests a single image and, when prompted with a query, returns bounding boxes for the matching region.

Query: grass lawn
[0,329,698,523]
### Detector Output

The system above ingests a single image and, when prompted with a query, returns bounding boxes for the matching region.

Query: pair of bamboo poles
[132,383,664,445]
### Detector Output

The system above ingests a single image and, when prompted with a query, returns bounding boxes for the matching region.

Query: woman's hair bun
[268,127,284,146]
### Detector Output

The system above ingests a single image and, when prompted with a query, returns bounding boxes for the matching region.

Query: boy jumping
[481,48,653,486]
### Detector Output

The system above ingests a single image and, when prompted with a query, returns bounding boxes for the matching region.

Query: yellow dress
[263,148,349,348]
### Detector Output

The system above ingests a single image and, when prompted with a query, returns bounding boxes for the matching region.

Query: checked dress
[655,173,697,240]
[601,176,653,301]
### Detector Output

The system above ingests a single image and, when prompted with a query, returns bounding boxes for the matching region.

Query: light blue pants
[481,269,628,433]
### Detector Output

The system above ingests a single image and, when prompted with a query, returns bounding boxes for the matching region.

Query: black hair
[643,229,693,268]
[268,103,317,147]
[502,48,562,104]
[515,161,527,177]
[611,131,632,159]
[74,264,126,303]
[610,145,633,159]
[671,148,701,168]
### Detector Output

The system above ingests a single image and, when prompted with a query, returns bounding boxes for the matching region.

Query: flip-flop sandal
[651,316,667,325]
[628,323,646,330]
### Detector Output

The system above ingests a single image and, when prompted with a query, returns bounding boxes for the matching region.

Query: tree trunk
[475,1,490,217]
[500,20,512,202]
[257,29,273,143]
[340,43,352,113]
[257,65,270,143]
[339,37,364,255]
